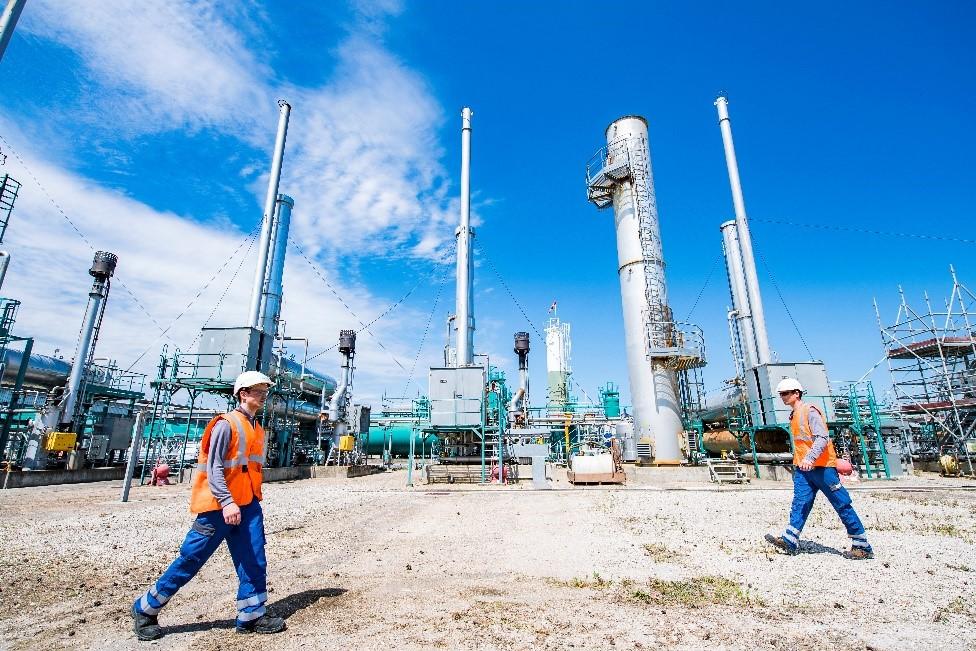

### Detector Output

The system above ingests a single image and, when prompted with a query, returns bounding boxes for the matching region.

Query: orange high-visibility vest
[791,402,837,468]
[189,410,265,514]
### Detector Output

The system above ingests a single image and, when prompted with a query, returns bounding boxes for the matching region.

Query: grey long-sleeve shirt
[206,407,257,508]
[792,403,830,466]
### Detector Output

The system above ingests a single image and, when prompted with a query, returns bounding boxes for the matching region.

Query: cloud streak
[3,0,463,401]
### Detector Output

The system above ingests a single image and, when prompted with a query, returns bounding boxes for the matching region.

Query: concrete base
[347,465,384,478]
[567,470,625,485]
[3,463,387,489]
[2,466,126,489]
[625,465,711,485]
[745,464,793,482]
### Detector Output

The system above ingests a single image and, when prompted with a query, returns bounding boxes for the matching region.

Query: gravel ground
[0,469,974,650]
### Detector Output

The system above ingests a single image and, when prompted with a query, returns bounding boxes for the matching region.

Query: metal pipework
[258,194,294,335]
[328,329,356,423]
[715,96,770,365]
[248,100,292,332]
[61,251,117,427]
[0,251,9,290]
[0,0,26,64]
[720,220,757,369]
[454,107,475,366]
[512,332,530,415]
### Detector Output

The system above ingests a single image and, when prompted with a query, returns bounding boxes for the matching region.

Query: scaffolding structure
[875,266,976,474]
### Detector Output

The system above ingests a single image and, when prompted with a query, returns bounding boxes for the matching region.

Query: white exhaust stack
[258,194,294,334]
[720,220,758,369]
[454,107,475,367]
[715,96,770,366]
[248,100,292,331]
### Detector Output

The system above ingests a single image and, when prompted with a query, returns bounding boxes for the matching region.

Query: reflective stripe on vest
[790,403,837,468]
[189,410,265,513]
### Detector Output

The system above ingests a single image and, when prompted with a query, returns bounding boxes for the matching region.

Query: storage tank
[0,349,70,389]
[363,424,438,456]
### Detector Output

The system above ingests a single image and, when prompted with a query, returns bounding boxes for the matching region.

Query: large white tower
[586,116,691,464]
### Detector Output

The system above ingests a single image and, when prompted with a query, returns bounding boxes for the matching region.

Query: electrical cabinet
[429,367,485,428]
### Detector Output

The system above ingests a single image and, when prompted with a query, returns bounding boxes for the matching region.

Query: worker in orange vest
[131,371,286,640]
[764,378,873,560]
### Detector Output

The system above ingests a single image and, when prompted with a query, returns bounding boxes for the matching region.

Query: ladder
[706,457,750,484]
[685,430,702,464]
[0,175,21,245]
[626,138,673,356]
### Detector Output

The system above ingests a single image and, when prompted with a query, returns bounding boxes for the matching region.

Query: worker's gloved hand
[222,503,241,526]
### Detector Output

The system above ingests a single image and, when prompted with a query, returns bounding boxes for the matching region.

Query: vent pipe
[720,220,757,369]
[715,96,770,365]
[248,100,291,331]
[259,194,293,334]
[0,0,26,64]
[454,107,475,366]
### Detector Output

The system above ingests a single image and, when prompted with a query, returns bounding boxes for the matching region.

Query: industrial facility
[1,4,975,650]
[0,91,973,489]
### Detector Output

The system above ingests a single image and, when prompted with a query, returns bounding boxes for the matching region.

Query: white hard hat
[775,377,804,394]
[234,370,275,396]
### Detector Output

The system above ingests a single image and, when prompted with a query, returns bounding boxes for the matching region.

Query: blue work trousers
[133,499,268,625]
[782,467,871,553]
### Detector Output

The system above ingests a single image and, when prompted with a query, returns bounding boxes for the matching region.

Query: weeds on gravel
[930,523,972,542]
[933,596,974,622]
[547,572,614,589]
[642,543,682,562]
[628,576,764,608]
[945,563,971,572]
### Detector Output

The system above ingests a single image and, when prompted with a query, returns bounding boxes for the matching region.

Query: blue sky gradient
[0,1,973,407]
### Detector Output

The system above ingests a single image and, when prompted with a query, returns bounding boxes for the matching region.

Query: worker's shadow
[163,587,347,635]
[797,541,843,556]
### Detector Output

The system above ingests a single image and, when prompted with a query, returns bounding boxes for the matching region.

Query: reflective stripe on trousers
[132,500,268,622]
[782,466,871,552]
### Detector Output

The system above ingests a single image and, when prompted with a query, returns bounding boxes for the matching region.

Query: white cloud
[22,1,460,261]
[4,1,464,402]
[22,0,271,134]
[0,123,441,403]
[284,36,457,261]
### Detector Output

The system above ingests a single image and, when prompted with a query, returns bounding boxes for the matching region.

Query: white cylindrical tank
[604,116,683,464]
[571,454,615,475]
[545,317,570,409]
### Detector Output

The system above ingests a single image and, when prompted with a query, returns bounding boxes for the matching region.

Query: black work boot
[132,604,164,641]
[764,533,799,556]
[236,614,286,634]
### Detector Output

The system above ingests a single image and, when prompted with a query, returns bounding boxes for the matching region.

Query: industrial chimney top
[89,251,117,279]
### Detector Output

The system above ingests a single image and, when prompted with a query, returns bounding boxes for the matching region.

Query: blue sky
[0,1,973,408]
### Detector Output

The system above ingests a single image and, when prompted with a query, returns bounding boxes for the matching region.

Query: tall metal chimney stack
[61,251,117,426]
[715,96,770,365]
[24,251,117,469]
[454,107,475,366]
[259,194,294,334]
[0,0,26,65]
[249,100,292,331]
[720,220,758,369]
[586,116,684,464]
